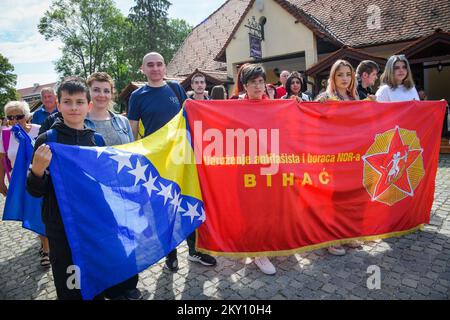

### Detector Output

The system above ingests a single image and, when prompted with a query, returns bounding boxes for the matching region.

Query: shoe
[254,257,276,275]
[40,252,51,268]
[123,288,143,300]
[346,240,363,248]
[327,246,346,256]
[165,254,179,272]
[188,251,217,266]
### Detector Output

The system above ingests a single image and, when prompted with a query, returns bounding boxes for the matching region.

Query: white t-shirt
[375,84,420,102]
[0,124,40,167]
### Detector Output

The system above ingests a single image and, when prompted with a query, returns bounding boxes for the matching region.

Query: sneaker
[164,254,179,272]
[254,257,276,275]
[346,240,363,249]
[327,245,346,256]
[123,288,143,300]
[188,252,217,266]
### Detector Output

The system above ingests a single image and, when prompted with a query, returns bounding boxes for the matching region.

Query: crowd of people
[0,51,436,299]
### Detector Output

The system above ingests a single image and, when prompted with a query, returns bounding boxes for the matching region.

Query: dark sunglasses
[7,114,25,121]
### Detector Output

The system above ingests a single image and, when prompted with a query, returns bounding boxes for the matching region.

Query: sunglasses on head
[7,114,25,121]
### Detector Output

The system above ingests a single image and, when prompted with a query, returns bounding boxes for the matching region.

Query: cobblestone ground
[1,155,449,300]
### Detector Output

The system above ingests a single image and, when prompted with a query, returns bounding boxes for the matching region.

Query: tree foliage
[0,53,18,115]
[127,1,192,79]
[39,0,193,94]
[39,0,131,90]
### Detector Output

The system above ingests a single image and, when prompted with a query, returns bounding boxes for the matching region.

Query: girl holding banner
[375,55,419,102]
[315,60,363,256]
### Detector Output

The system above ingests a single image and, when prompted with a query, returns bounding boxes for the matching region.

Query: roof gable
[285,0,450,47]
[306,46,386,76]
[395,29,450,61]
[166,0,251,77]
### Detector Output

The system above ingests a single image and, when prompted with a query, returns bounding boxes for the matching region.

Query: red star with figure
[363,127,423,200]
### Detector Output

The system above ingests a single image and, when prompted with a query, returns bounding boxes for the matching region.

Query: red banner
[185,100,447,256]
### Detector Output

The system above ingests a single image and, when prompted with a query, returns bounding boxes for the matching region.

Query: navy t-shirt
[128,82,187,137]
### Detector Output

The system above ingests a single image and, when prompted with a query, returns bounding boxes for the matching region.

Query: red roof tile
[17,82,57,99]
[278,0,450,47]
[167,0,450,77]
[166,0,251,77]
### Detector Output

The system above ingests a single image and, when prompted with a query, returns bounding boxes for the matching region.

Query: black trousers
[48,232,137,300]
[167,231,196,258]
[47,233,106,300]
[103,274,139,299]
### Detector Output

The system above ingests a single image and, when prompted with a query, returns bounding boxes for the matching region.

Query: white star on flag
[128,159,149,186]
[157,182,173,205]
[198,207,206,223]
[110,152,133,173]
[142,172,159,197]
[181,202,200,224]
[170,190,182,212]
[94,147,108,159]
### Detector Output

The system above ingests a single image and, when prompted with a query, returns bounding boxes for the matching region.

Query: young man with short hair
[189,73,210,100]
[356,60,380,100]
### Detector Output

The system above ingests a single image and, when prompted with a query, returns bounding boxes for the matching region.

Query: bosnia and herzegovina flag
[48,110,204,300]
[2,125,45,236]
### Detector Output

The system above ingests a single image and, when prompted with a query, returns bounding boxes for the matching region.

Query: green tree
[38,0,193,96]
[38,0,133,93]
[162,18,192,62]
[127,0,192,79]
[126,0,170,80]
[0,53,18,116]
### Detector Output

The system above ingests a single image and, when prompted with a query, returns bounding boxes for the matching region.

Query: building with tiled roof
[166,0,251,78]
[17,82,57,111]
[273,0,449,48]
[166,0,450,101]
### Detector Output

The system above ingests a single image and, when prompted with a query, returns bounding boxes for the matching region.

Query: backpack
[46,129,106,146]
[166,81,184,106]
[1,127,13,182]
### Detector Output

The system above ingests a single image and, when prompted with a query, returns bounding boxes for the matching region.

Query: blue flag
[2,125,45,236]
[48,110,205,300]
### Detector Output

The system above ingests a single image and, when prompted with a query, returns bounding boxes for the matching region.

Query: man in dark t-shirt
[356,60,379,100]
[128,52,217,271]
[128,53,187,138]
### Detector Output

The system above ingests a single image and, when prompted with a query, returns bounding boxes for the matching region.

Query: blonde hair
[326,60,358,99]
[380,55,415,89]
[4,101,30,118]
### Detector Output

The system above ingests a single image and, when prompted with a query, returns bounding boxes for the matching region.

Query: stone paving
[1,155,449,300]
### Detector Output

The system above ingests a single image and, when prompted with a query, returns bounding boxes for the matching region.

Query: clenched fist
[31,144,52,178]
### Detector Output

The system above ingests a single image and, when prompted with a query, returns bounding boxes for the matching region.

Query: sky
[0,0,226,90]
